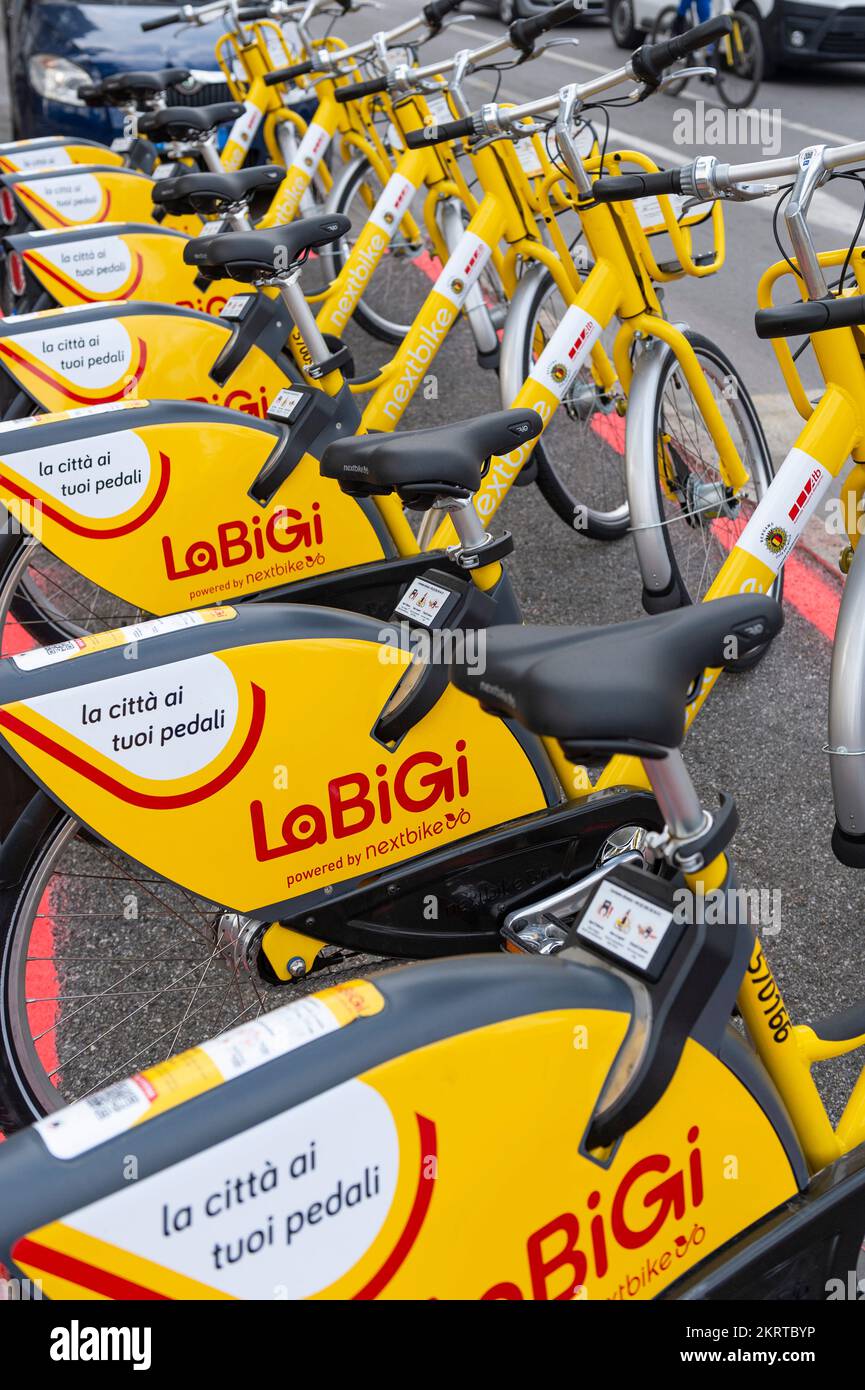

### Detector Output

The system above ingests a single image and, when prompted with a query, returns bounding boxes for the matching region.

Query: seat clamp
[451,530,514,570]
[307,345,354,379]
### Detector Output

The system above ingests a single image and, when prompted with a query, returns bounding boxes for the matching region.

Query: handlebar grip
[509,0,580,53]
[264,58,315,85]
[422,0,463,28]
[403,114,475,149]
[333,74,388,103]
[141,11,181,31]
[591,169,684,202]
[755,294,865,340]
[632,14,732,82]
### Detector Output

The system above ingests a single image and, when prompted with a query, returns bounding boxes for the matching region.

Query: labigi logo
[475,1126,706,1301]
[381,306,452,422]
[162,504,323,581]
[250,740,470,861]
[188,385,270,419]
[329,232,387,331]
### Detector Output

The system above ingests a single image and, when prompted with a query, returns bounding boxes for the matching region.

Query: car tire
[608,0,642,47]
[740,2,776,76]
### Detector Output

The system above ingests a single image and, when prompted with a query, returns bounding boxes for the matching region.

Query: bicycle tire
[714,10,764,110]
[646,331,781,670]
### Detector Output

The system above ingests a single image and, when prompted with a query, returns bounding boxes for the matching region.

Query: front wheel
[509,266,629,540]
[645,331,781,670]
[713,10,764,109]
[319,153,441,346]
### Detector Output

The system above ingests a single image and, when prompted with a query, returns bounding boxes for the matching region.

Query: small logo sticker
[761,524,789,556]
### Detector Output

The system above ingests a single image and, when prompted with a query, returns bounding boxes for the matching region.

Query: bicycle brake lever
[656,64,714,88]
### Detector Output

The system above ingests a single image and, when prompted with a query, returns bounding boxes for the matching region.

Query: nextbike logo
[473,1126,705,1300]
[188,385,270,419]
[475,397,551,520]
[788,466,824,523]
[50,1320,151,1371]
[330,232,387,331]
[250,740,470,860]
[162,504,323,581]
[381,306,452,422]
[270,167,308,221]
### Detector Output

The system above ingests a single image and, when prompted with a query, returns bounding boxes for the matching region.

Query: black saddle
[320,409,543,505]
[183,214,351,283]
[153,165,284,221]
[138,102,244,142]
[81,68,191,108]
[450,595,783,755]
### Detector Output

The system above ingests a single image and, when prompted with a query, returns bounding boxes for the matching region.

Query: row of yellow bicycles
[0,0,861,1305]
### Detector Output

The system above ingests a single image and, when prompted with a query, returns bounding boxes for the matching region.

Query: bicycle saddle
[81,69,191,108]
[138,102,244,141]
[451,594,783,753]
[183,214,351,281]
[320,409,543,505]
[153,165,284,220]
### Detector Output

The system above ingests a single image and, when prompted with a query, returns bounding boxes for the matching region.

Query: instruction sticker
[578,880,673,973]
[36,980,385,1161]
[395,577,452,627]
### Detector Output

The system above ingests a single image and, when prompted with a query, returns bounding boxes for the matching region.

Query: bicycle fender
[0,399,389,615]
[0,602,550,915]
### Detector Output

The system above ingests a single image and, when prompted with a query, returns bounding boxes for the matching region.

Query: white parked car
[607,0,865,73]
[473,0,607,24]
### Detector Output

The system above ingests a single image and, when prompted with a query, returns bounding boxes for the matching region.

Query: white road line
[450,23,858,145]
[450,24,860,232]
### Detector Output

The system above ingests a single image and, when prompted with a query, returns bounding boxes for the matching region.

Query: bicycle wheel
[651,7,692,95]
[647,331,781,669]
[0,809,370,1129]
[713,11,763,110]
[0,532,145,655]
[319,153,443,346]
[512,265,629,539]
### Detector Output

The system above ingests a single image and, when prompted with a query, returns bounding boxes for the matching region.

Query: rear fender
[0,398,389,613]
[0,602,552,914]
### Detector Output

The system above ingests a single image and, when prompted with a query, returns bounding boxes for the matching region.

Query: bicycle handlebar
[264,58,314,83]
[510,0,582,53]
[333,72,389,101]
[592,168,683,201]
[631,14,732,84]
[404,114,474,148]
[755,294,865,340]
[422,0,463,29]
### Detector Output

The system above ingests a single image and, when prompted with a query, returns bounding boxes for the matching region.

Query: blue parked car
[4,2,234,142]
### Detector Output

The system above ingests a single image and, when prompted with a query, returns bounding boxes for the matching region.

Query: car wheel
[609,0,642,48]
[740,2,776,76]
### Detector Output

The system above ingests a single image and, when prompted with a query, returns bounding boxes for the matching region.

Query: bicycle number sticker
[12,607,237,671]
[735,447,831,573]
[36,983,385,1162]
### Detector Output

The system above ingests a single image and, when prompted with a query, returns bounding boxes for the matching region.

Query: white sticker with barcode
[12,608,235,671]
[514,137,543,179]
[426,93,452,127]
